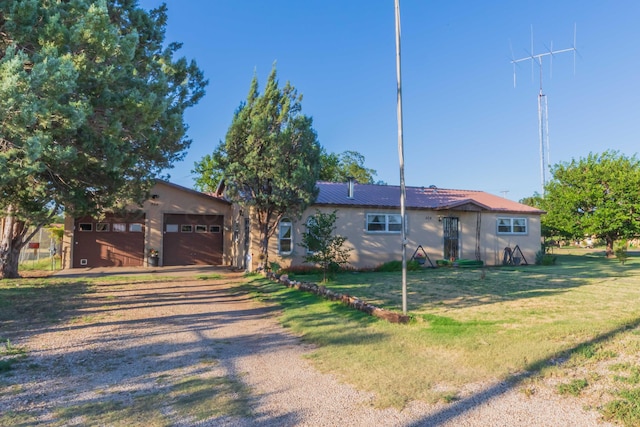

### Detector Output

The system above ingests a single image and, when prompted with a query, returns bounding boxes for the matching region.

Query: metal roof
[314,181,543,214]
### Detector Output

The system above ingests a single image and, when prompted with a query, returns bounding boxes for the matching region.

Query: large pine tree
[0,0,207,278]
[214,66,320,264]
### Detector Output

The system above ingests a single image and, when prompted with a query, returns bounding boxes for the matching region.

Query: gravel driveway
[1,268,612,426]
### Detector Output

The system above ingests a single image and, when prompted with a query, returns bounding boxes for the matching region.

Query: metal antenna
[511,24,576,193]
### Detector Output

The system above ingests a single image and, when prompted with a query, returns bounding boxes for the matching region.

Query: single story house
[62,179,543,270]
[254,181,544,270]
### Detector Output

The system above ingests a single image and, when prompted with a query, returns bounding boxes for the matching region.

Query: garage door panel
[73,214,145,268]
[163,214,223,266]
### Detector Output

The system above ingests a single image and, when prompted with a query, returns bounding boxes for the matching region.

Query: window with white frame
[497,217,527,234]
[366,213,402,233]
[278,218,293,254]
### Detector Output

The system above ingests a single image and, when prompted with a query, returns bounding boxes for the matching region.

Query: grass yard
[3,250,640,425]
[244,249,640,424]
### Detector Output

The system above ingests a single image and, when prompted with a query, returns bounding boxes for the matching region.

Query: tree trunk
[605,236,614,258]
[260,223,270,268]
[0,209,29,279]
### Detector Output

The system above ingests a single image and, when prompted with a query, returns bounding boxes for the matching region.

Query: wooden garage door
[73,214,145,268]
[163,214,224,266]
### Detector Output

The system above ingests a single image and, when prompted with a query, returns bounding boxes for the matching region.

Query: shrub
[269,261,282,274]
[615,240,629,265]
[535,250,557,265]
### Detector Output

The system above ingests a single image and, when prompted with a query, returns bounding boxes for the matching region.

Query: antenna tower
[511,24,576,193]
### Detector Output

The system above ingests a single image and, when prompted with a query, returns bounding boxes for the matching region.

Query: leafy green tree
[300,210,351,282]
[319,149,378,184]
[0,1,207,278]
[541,151,640,256]
[214,66,320,264]
[192,153,223,193]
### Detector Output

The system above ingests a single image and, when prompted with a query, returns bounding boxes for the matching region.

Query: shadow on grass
[406,315,640,426]
[239,278,387,347]
[289,253,640,312]
[0,279,93,339]
[1,273,387,426]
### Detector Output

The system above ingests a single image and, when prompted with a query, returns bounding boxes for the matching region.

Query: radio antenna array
[511,24,576,193]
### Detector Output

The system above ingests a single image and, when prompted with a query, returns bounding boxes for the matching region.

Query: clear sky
[138,0,640,202]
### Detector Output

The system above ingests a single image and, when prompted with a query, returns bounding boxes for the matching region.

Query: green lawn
[4,252,640,425]
[245,250,640,423]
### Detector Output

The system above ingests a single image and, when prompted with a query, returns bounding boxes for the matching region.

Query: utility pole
[394,0,407,314]
[511,25,576,193]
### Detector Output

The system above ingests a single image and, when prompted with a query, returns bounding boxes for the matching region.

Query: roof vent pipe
[347,177,355,199]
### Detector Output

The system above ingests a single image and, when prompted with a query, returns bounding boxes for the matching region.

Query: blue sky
[138,1,640,202]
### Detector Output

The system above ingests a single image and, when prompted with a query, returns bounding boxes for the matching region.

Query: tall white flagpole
[394,0,407,314]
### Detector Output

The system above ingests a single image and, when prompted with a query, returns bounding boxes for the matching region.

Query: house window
[113,223,126,232]
[96,223,109,232]
[209,225,221,233]
[78,223,92,232]
[497,217,527,235]
[181,225,193,233]
[129,223,143,232]
[195,225,207,233]
[166,224,179,232]
[279,218,292,254]
[366,213,402,233]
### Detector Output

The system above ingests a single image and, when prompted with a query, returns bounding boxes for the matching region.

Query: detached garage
[63,181,232,269]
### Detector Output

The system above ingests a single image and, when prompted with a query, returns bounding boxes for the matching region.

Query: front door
[443,217,459,260]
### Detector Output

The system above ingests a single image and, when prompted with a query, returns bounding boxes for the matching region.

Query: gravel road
[1,269,613,426]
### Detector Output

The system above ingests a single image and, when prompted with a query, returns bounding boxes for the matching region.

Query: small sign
[28,242,40,249]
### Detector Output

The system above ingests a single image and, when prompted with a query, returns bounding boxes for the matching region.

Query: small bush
[268,261,282,274]
[535,250,557,265]
[615,240,629,265]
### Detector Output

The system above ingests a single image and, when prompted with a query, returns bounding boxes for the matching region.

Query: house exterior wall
[252,206,542,271]
[62,181,232,268]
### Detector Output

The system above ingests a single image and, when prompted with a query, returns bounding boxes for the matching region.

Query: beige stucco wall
[255,206,542,270]
[62,181,232,268]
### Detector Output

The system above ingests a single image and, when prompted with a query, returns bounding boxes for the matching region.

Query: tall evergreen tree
[0,0,207,278]
[214,66,320,264]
